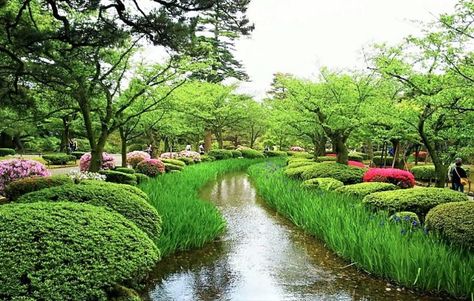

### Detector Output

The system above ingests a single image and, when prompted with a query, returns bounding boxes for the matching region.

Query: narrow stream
[143,172,448,301]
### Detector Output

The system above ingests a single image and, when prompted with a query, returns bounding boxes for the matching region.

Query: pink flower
[126,151,150,168]
[0,159,50,194]
[363,168,415,188]
[136,159,165,177]
[79,152,115,171]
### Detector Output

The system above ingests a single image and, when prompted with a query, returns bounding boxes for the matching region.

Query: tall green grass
[248,161,474,299]
[140,159,262,257]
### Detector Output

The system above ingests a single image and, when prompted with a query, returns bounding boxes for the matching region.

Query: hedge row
[42,154,76,165]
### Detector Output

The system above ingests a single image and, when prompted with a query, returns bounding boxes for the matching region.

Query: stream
[142,172,448,301]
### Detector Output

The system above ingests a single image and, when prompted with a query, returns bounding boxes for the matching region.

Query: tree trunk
[418,119,446,187]
[215,130,224,149]
[333,134,348,164]
[391,139,400,168]
[119,127,127,167]
[204,130,212,152]
[60,115,71,153]
[89,129,109,172]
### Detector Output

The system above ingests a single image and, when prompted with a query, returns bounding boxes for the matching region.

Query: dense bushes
[78,180,149,201]
[208,149,233,160]
[99,170,137,185]
[0,148,15,156]
[240,148,265,159]
[363,168,415,188]
[134,173,150,184]
[301,177,344,191]
[4,175,73,201]
[161,159,186,167]
[178,157,194,165]
[42,154,76,165]
[265,150,287,157]
[287,151,313,158]
[71,151,86,159]
[231,150,242,158]
[284,164,316,179]
[362,188,468,219]
[164,163,184,172]
[410,165,436,181]
[348,153,364,162]
[287,160,317,169]
[201,155,215,162]
[79,152,115,171]
[126,151,150,168]
[389,211,420,226]
[335,182,399,198]
[372,156,402,168]
[426,202,474,249]
[316,156,337,162]
[115,167,135,174]
[136,159,165,177]
[0,202,159,301]
[301,162,365,184]
[17,183,162,241]
[0,159,50,193]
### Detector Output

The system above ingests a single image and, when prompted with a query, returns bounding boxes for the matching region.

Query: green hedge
[115,167,135,174]
[17,184,161,241]
[335,182,399,198]
[389,211,420,226]
[164,163,184,172]
[287,161,318,169]
[410,165,436,181]
[316,156,337,162]
[362,188,468,220]
[0,202,159,301]
[348,153,364,162]
[4,175,73,201]
[284,165,316,179]
[134,173,150,184]
[301,177,344,191]
[99,170,137,186]
[208,149,233,160]
[231,150,242,158]
[0,148,15,156]
[240,149,265,159]
[42,154,76,165]
[71,151,86,159]
[161,159,186,167]
[287,151,313,158]
[200,155,215,162]
[372,156,402,168]
[426,202,474,250]
[265,151,287,157]
[178,157,194,165]
[301,162,365,184]
[79,180,149,201]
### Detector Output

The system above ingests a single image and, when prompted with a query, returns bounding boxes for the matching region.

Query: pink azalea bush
[290,146,305,152]
[79,152,115,172]
[363,168,415,189]
[160,152,180,159]
[179,151,201,162]
[348,160,365,168]
[136,159,165,177]
[126,151,151,168]
[0,159,50,194]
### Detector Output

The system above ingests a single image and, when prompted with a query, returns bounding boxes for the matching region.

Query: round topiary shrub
[115,167,136,174]
[99,170,138,186]
[0,201,160,301]
[0,159,50,194]
[126,151,151,168]
[425,201,474,250]
[301,162,365,184]
[79,152,115,172]
[0,148,16,156]
[42,154,76,165]
[301,177,344,191]
[363,168,415,188]
[240,149,265,159]
[335,182,399,198]
[389,211,420,227]
[284,164,318,179]
[287,160,318,169]
[410,165,437,182]
[362,188,468,220]
[178,157,195,165]
[17,184,161,241]
[287,151,313,158]
[163,163,184,172]
[161,159,186,167]
[231,150,242,158]
[316,156,337,162]
[136,159,165,177]
[200,155,215,162]
[4,175,73,201]
[79,180,149,201]
[134,173,150,184]
[265,150,287,157]
[208,149,233,160]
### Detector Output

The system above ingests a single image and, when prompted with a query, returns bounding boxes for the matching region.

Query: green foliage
[410,165,437,181]
[287,151,313,158]
[200,155,216,162]
[248,162,474,298]
[426,202,474,250]
[301,177,344,191]
[134,173,150,184]
[164,163,184,172]
[348,153,364,162]
[231,150,242,158]
[283,165,316,179]
[71,151,86,159]
[362,188,468,219]
[287,161,318,169]
[0,202,159,301]
[4,175,73,201]
[372,156,400,167]
[99,170,137,186]
[0,148,15,156]
[114,167,135,174]
[17,184,161,241]
[265,150,287,157]
[208,149,233,160]
[42,154,76,165]
[316,156,337,162]
[301,162,365,184]
[335,182,399,198]
[389,211,420,226]
[78,180,149,201]
[178,157,195,165]
[240,149,265,159]
[161,159,186,167]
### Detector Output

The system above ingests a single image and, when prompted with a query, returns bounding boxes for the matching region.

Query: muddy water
[143,172,448,301]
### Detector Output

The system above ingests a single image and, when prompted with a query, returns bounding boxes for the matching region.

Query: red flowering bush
[363,168,415,189]
[348,161,365,168]
[326,153,337,157]
[136,159,165,177]
[412,151,428,160]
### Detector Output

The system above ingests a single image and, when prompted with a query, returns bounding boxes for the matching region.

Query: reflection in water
[143,173,448,301]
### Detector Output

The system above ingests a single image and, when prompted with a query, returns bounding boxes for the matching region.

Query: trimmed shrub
[134,173,150,184]
[287,161,318,169]
[78,180,149,201]
[0,159,50,194]
[99,170,137,186]
[115,167,135,174]
[0,201,159,301]
[301,177,344,191]
[4,175,73,201]
[126,151,150,168]
[136,159,165,177]
[164,163,184,172]
[178,157,194,165]
[348,153,364,162]
[240,149,265,159]
[161,159,186,167]
[389,211,421,227]
[316,156,337,162]
[71,151,86,159]
[0,148,16,156]
[42,154,76,165]
[208,149,233,160]
[372,156,402,168]
[410,165,436,181]
[335,182,399,198]
[200,155,215,162]
[79,152,115,172]
[265,150,287,157]
[18,184,161,241]
[287,151,313,158]
[231,150,242,158]
[284,165,316,179]
[426,202,474,249]
[363,168,415,188]
[301,162,365,184]
[362,188,468,219]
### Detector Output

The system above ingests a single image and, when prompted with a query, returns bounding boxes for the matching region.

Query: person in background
[450,158,468,192]
[146,144,153,157]
[185,143,192,152]
[199,144,205,155]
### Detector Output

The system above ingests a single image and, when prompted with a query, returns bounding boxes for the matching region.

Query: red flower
[363,168,415,188]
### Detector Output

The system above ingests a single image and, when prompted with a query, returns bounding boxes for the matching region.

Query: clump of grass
[248,161,474,299]
[141,159,263,257]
